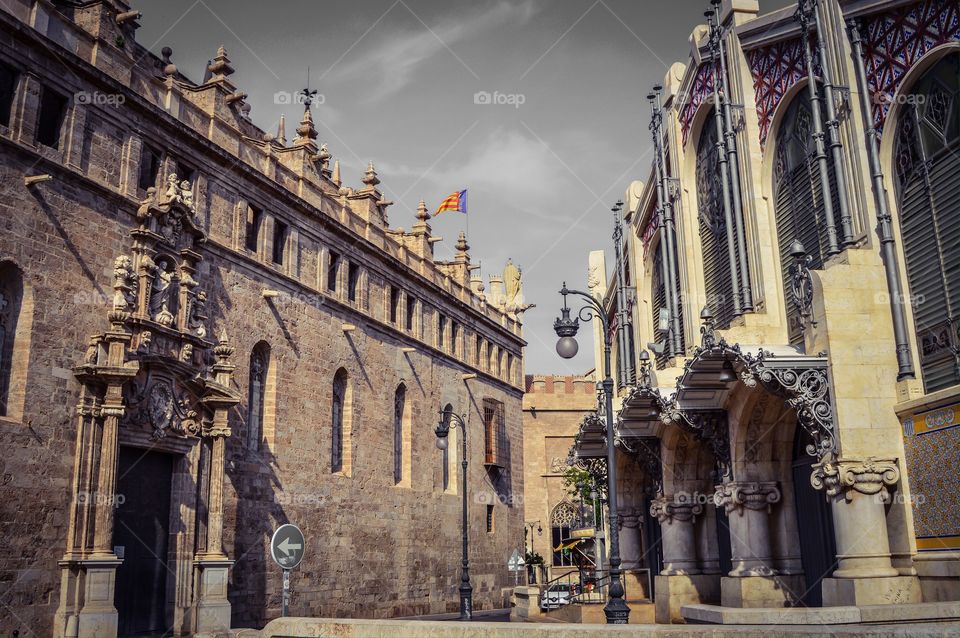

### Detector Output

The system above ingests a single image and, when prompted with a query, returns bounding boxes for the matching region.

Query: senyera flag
[434,189,467,216]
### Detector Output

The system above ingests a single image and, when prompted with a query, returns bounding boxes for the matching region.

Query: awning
[554,539,582,552]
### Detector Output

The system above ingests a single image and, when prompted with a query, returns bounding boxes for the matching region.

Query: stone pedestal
[714,481,781,577]
[193,558,234,637]
[74,558,122,638]
[720,574,804,608]
[654,574,720,623]
[821,574,922,606]
[651,496,703,575]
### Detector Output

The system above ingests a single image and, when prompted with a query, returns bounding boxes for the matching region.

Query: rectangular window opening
[347,263,360,302]
[272,219,288,265]
[327,252,340,291]
[138,145,162,192]
[486,504,494,533]
[245,206,262,252]
[37,87,67,148]
[390,286,400,324]
[0,62,17,128]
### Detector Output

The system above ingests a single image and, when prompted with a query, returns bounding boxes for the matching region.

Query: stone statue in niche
[112,255,138,311]
[180,179,194,211]
[180,343,193,364]
[161,173,181,206]
[188,289,208,338]
[150,258,175,327]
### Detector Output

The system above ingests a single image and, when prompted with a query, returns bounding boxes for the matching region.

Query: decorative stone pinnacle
[456,231,469,253]
[276,114,287,145]
[161,46,177,77]
[207,45,234,81]
[295,106,318,144]
[214,328,235,359]
[318,143,332,176]
[415,199,430,222]
[331,160,341,186]
[361,161,380,187]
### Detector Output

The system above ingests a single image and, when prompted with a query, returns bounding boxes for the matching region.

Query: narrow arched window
[696,112,740,328]
[393,384,406,484]
[773,88,842,345]
[332,368,349,473]
[0,262,24,417]
[247,343,269,451]
[650,240,668,369]
[441,403,453,491]
[893,52,960,392]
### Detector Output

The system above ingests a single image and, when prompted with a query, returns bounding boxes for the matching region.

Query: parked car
[539,583,573,610]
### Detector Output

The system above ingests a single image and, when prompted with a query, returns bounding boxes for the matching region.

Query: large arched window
[550,501,580,567]
[893,52,960,392]
[393,383,407,485]
[332,368,350,474]
[0,262,24,417]
[247,343,269,451]
[696,111,739,328]
[773,89,842,345]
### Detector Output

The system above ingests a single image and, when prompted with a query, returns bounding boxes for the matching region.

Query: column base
[720,575,804,608]
[193,558,234,637]
[654,573,720,623]
[821,575,921,606]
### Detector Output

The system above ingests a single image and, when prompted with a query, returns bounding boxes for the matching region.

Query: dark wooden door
[792,429,836,607]
[114,447,173,636]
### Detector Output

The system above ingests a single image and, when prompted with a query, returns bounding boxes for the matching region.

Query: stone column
[813,457,922,606]
[714,481,803,608]
[618,508,643,570]
[650,495,702,575]
[651,495,718,622]
[713,481,780,576]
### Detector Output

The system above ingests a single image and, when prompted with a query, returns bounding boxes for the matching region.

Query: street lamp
[553,282,631,624]
[435,409,473,620]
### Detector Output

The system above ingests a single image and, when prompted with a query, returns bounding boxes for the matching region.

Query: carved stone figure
[504,259,521,306]
[150,259,175,326]
[137,330,152,355]
[180,343,193,363]
[179,179,194,211]
[189,290,208,338]
[112,255,138,311]
[161,173,181,206]
[147,380,175,438]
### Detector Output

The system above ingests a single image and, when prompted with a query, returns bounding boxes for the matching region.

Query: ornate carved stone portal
[55,179,239,638]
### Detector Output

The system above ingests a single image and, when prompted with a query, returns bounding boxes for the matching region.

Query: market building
[562,0,960,624]
[0,1,528,636]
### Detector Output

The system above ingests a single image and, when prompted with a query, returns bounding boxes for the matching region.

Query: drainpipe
[651,88,685,357]
[796,0,841,256]
[613,201,630,387]
[706,9,743,318]
[713,0,754,311]
[846,20,915,381]
[812,0,856,247]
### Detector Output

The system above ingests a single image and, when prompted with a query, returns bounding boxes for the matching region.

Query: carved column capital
[811,456,900,502]
[618,508,642,530]
[650,495,703,524]
[713,481,781,515]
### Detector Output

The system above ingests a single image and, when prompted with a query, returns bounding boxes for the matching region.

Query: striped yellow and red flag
[434,189,467,216]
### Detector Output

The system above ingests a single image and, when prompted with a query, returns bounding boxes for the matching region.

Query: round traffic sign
[270,524,305,569]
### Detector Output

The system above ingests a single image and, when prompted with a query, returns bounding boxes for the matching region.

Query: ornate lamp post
[435,409,473,620]
[553,283,631,624]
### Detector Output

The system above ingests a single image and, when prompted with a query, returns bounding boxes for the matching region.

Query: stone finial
[276,115,287,146]
[294,106,318,144]
[161,46,177,77]
[331,160,341,186]
[456,231,469,257]
[214,328,234,359]
[207,45,235,81]
[361,161,380,188]
[415,199,430,223]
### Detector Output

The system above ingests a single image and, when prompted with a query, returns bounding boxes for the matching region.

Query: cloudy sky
[136,0,791,374]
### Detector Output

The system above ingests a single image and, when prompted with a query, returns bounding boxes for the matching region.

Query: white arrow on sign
[278,536,302,557]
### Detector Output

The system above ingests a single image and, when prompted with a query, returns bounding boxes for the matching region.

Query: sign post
[270,524,305,618]
[507,548,525,585]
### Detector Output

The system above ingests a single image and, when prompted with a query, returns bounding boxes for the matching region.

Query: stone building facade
[563,0,960,624]
[0,1,527,636]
